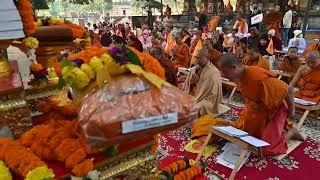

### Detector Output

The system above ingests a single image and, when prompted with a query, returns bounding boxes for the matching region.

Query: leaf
[56,76,66,90]
[103,145,118,157]
[60,58,72,68]
[125,47,141,66]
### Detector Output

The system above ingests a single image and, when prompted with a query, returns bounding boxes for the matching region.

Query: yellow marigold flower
[100,53,114,64]
[89,56,103,72]
[80,64,95,80]
[0,161,12,180]
[73,68,90,89]
[25,166,54,180]
[23,37,39,49]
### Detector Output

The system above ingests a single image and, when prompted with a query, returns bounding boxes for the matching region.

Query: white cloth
[288,38,307,50]
[283,10,292,29]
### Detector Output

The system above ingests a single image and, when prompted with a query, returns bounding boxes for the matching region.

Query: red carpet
[158,106,320,180]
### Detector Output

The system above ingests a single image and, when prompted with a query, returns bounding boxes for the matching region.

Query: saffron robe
[279,56,302,74]
[172,43,190,71]
[192,66,290,156]
[158,56,177,86]
[294,65,320,103]
[242,55,270,70]
[233,18,248,34]
[208,48,223,67]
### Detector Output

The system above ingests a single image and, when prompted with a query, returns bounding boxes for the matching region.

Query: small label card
[122,112,178,134]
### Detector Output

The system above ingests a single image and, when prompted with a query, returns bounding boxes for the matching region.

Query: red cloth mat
[158,106,320,179]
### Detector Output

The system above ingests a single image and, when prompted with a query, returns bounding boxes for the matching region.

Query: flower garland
[36,17,88,39]
[127,46,165,79]
[58,46,167,94]
[0,138,54,179]
[19,119,94,177]
[18,0,36,36]
[157,158,206,180]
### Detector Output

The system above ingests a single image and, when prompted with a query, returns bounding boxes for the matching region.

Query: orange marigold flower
[30,63,44,72]
[72,159,93,177]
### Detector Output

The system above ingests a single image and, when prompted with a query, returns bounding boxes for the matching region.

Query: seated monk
[280,46,302,74]
[203,38,222,67]
[242,47,270,70]
[301,40,320,59]
[289,51,320,103]
[192,53,304,157]
[172,33,190,72]
[184,48,223,116]
[150,47,177,86]
[190,30,203,54]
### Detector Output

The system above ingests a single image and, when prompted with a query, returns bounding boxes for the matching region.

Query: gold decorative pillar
[0,42,12,78]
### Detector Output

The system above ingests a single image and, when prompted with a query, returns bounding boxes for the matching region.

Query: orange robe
[192,66,290,156]
[173,43,190,71]
[279,56,302,74]
[233,18,248,34]
[208,48,222,67]
[242,55,270,70]
[190,37,201,55]
[294,65,320,103]
[208,16,220,32]
[301,43,320,59]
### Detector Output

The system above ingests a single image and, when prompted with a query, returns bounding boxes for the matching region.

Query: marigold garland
[0,138,54,178]
[18,0,36,36]
[158,158,205,180]
[19,119,94,177]
[127,46,165,79]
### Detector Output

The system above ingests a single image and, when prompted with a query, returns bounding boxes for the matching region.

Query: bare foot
[286,127,305,141]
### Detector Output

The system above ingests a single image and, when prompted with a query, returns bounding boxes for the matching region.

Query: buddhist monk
[242,47,270,70]
[289,51,320,103]
[184,48,223,116]
[192,53,303,157]
[233,13,248,34]
[172,33,190,72]
[190,30,203,54]
[203,38,222,67]
[280,46,302,74]
[181,29,191,47]
[150,47,177,86]
[301,40,320,59]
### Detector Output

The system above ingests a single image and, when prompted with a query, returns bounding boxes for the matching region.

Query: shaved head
[218,53,244,82]
[306,51,320,69]
[195,48,209,67]
[197,48,209,57]
[219,53,242,68]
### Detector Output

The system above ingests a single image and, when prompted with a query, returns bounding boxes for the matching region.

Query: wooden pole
[302,0,312,35]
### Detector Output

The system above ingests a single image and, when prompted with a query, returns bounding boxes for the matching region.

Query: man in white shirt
[282,7,293,47]
[288,30,307,51]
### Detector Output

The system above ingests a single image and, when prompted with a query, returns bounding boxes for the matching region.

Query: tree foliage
[47,0,94,4]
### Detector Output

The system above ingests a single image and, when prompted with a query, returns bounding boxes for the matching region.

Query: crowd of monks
[89,15,320,157]
[145,22,320,157]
